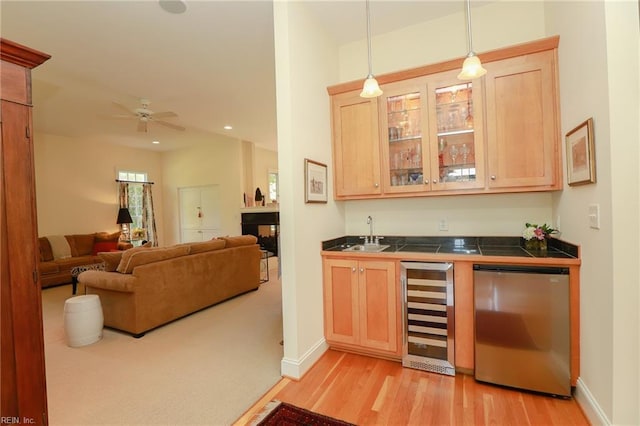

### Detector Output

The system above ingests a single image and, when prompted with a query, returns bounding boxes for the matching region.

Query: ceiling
[1,0,471,152]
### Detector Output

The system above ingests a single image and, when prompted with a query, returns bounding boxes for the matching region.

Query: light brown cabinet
[1,38,50,424]
[484,49,561,190]
[328,36,561,200]
[331,91,381,198]
[322,258,399,356]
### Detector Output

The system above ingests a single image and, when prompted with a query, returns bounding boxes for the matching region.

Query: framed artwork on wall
[304,159,328,203]
[566,118,596,186]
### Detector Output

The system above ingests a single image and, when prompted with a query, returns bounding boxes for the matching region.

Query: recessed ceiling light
[152,140,160,144]
[159,0,187,14]
[223,125,233,130]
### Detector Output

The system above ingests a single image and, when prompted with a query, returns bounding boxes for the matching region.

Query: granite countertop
[322,235,578,259]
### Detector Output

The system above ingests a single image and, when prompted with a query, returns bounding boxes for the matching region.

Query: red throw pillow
[92,241,118,255]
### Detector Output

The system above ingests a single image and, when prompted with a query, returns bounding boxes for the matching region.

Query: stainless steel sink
[342,244,390,253]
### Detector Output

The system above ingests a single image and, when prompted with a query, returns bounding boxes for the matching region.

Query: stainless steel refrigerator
[473,264,571,397]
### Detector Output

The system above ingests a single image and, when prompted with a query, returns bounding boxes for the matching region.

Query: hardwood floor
[236,349,589,426]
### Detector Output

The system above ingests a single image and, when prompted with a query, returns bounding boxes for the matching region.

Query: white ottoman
[64,295,104,347]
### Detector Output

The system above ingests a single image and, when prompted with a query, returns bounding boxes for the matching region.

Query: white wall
[273,1,346,378]
[160,132,244,245]
[546,1,639,424]
[339,0,546,82]
[34,132,164,241]
[254,145,278,203]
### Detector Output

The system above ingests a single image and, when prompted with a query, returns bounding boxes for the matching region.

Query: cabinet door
[379,80,430,193]
[426,70,485,191]
[358,260,397,353]
[484,50,561,189]
[331,91,382,198]
[323,259,359,345]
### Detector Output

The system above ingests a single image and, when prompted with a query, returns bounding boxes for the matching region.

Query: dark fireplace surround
[241,211,279,256]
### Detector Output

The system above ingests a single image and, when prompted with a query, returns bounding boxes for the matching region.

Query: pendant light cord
[465,0,474,54]
[366,0,373,76]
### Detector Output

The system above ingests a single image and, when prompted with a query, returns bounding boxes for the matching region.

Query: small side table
[70,262,106,295]
[260,250,273,284]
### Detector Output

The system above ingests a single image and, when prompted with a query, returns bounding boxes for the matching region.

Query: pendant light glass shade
[457,52,487,80]
[360,0,382,98]
[361,75,383,98]
[458,0,486,80]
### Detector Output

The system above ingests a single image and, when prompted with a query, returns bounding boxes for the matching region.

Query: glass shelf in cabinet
[389,135,422,143]
[437,129,474,137]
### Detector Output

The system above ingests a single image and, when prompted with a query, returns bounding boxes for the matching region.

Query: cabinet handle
[424,179,430,184]
[352,267,356,273]
[401,277,407,347]
[491,175,497,180]
[374,183,379,188]
[359,267,364,273]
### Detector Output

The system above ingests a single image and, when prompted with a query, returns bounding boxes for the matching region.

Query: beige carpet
[42,259,283,426]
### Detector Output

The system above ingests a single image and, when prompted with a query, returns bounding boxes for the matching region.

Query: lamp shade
[457,53,487,80]
[360,75,383,98]
[116,207,133,224]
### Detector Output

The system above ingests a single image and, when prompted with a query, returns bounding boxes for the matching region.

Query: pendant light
[360,0,382,98]
[457,0,486,80]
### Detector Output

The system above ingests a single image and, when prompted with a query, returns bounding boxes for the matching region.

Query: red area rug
[257,402,355,426]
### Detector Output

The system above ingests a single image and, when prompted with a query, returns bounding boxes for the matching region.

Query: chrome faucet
[367,216,374,245]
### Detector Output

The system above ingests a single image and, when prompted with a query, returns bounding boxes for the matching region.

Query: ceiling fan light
[457,53,487,80]
[360,75,383,98]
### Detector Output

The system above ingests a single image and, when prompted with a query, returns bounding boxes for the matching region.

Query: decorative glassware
[449,145,459,165]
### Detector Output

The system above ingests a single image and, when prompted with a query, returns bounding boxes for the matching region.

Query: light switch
[588,204,600,229]
[438,219,449,231]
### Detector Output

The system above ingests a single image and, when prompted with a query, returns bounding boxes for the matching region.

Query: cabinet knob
[374,183,379,188]
[352,267,356,272]
[359,267,364,273]
[424,179,429,184]
[491,175,497,180]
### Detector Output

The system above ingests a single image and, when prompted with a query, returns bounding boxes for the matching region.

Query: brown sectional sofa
[77,235,262,337]
[38,232,132,288]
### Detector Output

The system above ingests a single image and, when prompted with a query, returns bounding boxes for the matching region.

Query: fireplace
[241,211,279,256]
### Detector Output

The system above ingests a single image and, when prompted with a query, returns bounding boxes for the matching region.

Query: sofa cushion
[98,251,124,272]
[185,239,226,254]
[220,235,258,248]
[116,246,191,274]
[95,231,121,242]
[47,235,72,259]
[92,241,119,255]
[39,237,54,262]
[66,234,96,257]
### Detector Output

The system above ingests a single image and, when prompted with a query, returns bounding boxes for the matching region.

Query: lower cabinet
[322,258,399,356]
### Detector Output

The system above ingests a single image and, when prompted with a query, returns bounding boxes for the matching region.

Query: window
[118,171,147,231]
[268,170,278,203]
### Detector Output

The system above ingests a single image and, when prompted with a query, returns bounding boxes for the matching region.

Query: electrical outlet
[588,204,600,229]
[438,219,449,231]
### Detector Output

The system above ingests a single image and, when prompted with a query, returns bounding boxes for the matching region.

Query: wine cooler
[400,262,455,376]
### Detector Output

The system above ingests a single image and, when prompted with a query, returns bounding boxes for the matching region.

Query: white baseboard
[575,377,610,425]
[280,338,328,380]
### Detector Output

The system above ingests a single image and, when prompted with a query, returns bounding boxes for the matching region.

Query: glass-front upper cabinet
[426,71,485,191]
[380,80,430,193]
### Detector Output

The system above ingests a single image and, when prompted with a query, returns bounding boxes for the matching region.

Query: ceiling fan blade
[98,114,137,120]
[155,120,185,131]
[152,111,178,119]
[112,101,135,115]
[137,120,148,133]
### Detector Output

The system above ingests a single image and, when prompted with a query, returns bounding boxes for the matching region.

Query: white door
[179,185,221,242]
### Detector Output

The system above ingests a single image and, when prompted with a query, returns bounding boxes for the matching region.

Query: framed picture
[304,159,328,203]
[566,118,596,186]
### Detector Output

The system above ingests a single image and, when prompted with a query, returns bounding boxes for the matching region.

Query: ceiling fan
[110,98,185,133]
